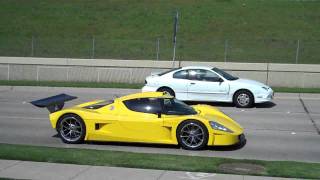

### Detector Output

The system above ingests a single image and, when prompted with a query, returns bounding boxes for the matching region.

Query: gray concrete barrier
[0,57,320,88]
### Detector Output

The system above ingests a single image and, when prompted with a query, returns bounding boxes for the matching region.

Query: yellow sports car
[31,92,245,150]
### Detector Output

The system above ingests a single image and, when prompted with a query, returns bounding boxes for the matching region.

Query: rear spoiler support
[30,94,77,113]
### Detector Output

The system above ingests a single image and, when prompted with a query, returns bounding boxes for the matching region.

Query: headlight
[262,87,269,91]
[209,121,233,133]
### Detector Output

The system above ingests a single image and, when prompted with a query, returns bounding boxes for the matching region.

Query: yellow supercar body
[44,92,244,150]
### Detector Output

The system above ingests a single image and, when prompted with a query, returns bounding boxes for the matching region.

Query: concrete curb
[0,160,296,180]
[1,57,320,88]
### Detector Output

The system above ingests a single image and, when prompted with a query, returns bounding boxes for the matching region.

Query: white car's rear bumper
[142,85,158,92]
[255,89,274,103]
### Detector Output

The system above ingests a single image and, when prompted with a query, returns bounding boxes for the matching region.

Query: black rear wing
[30,94,77,113]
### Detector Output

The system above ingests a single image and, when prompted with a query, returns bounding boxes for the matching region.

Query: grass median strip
[0,143,319,179]
[272,87,320,94]
[1,80,320,94]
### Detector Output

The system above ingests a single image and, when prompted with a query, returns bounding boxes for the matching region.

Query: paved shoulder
[0,160,297,180]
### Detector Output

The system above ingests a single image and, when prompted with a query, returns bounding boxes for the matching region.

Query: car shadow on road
[185,101,276,109]
[86,141,181,149]
[207,139,247,151]
[185,101,234,107]
[255,102,276,108]
[85,141,247,152]
[86,140,247,152]
[51,134,179,149]
[52,133,246,151]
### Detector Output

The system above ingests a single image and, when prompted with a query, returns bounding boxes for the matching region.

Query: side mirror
[218,78,224,82]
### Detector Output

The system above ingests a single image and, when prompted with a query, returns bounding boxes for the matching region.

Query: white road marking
[179,172,216,180]
[235,167,250,172]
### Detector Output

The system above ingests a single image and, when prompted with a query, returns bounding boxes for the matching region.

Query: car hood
[192,104,243,134]
[232,78,267,87]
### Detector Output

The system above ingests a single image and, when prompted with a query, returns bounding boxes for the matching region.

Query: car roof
[117,92,172,101]
[180,66,214,70]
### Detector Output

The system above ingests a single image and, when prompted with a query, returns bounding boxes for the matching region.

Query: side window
[173,70,188,79]
[188,69,200,80]
[188,69,205,81]
[202,70,221,82]
[188,69,220,82]
[123,98,161,114]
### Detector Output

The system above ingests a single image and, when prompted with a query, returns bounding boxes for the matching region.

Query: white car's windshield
[213,67,238,81]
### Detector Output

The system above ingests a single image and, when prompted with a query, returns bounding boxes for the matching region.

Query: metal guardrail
[0,36,319,64]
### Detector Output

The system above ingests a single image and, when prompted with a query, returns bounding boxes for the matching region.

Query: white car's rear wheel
[157,87,175,97]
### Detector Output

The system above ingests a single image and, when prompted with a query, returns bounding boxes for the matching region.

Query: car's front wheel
[177,120,208,150]
[57,114,86,144]
[233,90,254,108]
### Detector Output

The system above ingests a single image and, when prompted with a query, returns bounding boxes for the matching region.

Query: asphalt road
[0,86,320,163]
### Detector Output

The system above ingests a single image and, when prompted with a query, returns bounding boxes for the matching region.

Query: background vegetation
[0,0,320,63]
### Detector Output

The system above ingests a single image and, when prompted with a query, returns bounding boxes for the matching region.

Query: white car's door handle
[190,82,196,85]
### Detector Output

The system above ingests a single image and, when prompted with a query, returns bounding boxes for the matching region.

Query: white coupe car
[142,66,273,108]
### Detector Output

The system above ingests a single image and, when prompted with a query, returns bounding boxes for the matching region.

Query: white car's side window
[173,70,188,79]
[188,69,220,82]
[202,70,219,81]
[188,69,199,80]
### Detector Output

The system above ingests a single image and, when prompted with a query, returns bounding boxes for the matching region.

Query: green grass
[0,143,319,179]
[273,87,320,94]
[0,0,320,63]
[1,80,320,94]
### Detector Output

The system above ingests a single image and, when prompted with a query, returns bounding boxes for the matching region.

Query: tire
[176,120,208,150]
[233,90,254,108]
[57,114,86,144]
[157,87,175,97]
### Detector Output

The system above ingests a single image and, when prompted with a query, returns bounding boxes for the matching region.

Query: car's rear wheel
[57,114,86,144]
[157,87,175,97]
[233,90,254,108]
[177,120,208,150]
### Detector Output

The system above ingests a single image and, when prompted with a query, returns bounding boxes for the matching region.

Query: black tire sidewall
[57,114,86,144]
[158,87,175,97]
[234,90,254,108]
[176,120,208,150]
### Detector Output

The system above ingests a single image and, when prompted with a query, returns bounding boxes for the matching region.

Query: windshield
[162,98,197,115]
[212,67,238,81]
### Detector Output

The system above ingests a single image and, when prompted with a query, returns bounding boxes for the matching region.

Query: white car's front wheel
[233,90,254,108]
